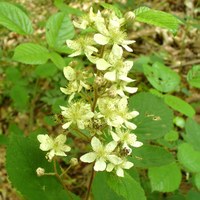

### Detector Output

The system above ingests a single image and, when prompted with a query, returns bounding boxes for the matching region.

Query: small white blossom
[73,8,104,30]
[60,66,91,102]
[36,167,45,176]
[94,13,135,52]
[97,97,139,129]
[37,134,71,161]
[96,44,134,83]
[60,101,94,129]
[66,36,98,58]
[111,128,143,154]
[106,159,134,177]
[80,137,121,171]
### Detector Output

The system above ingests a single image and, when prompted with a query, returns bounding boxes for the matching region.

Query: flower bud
[124,11,135,22]
[70,158,78,166]
[36,167,45,176]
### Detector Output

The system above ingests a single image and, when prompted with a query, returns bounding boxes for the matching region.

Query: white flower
[60,101,94,130]
[97,97,139,129]
[37,134,71,161]
[108,82,138,98]
[93,13,135,52]
[106,159,134,177]
[60,66,91,101]
[73,8,104,30]
[96,45,134,82]
[66,36,98,58]
[111,128,143,154]
[80,137,121,171]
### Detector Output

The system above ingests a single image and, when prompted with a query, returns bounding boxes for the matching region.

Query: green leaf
[194,173,200,190]
[46,12,75,52]
[13,43,49,65]
[164,130,179,142]
[34,63,58,78]
[92,172,121,200]
[135,8,182,33]
[100,3,122,17]
[0,2,33,34]
[49,52,66,70]
[177,143,200,173]
[129,92,173,140]
[6,131,77,200]
[187,65,200,88]
[164,95,195,117]
[54,0,83,16]
[133,6,150,16]
[148,162,182,192]
[130,145,174,168]
[10,85,29,111]
[143,62,180,93]
[107,173,146,200]
[0,134,8,145]
[185,118,200,151]
[186,190,200,200]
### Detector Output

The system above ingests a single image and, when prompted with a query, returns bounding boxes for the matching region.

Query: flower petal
[63,66,76,81]
[124,86,138,94]
[96,59,111,70]
[55,134,66,144]
[107,155,122,164]
[106,163,115,172]
[94,159,106,171]
[80,152,97,163]
[91,137,102,152]
[112,44,123,59]
[116,167,124,177]
[122,161,134,169]
[104,71,116,82]
[105,141,117,153]
[125,121,137,130]
[94,34,109,45]
[110,131,120,142]
[62,121,72,129]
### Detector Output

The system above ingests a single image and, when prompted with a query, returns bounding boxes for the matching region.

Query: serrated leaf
[177,143,200,173]
[49,52,65,70]
[133,6,150,16]
[185,118,200,151]
[92,172,121,200]
[107,173,146,200]
[143,62,180,93]
[187,65,200,88]
[129,92,173,140]
[46,12,75,52]
[135,9,182,33]
[6,131,77,200]
[34,63,58,78]
[148,162,181,192]
[10,85,29,111]
[13,43,49,65]
[0,2,33,34]
[164,95,195,117]
[130,145,174,168]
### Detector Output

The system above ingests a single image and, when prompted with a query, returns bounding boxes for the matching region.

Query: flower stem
[85,166,95,200]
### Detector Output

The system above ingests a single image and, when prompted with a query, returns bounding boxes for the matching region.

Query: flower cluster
[37,8,143,178]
